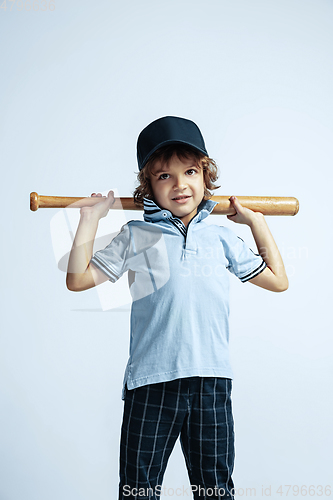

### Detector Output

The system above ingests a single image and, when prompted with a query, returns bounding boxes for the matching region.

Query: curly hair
[133,144,220,206]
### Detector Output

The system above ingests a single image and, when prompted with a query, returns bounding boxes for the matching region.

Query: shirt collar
[143,197,217,224]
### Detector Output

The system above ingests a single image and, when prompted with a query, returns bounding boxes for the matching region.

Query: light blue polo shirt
[90,197,266,399]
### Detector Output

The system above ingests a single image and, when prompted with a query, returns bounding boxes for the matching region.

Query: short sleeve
[219,226,267,283]
[90,224,130,282]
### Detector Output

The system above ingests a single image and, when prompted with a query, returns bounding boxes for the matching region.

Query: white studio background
[1,0,333,499]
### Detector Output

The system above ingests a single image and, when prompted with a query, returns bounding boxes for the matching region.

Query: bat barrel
[212,196,299,216]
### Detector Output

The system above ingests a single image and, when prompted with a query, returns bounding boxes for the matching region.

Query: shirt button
[162,212,168,217]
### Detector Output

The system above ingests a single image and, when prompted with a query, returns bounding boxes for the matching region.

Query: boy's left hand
[227,196,263,226]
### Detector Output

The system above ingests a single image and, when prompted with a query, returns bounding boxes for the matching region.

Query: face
[150,153,205,227]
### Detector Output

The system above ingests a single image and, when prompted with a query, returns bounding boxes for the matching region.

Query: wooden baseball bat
[30,192,299,216]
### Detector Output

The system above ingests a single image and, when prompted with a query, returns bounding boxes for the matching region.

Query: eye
[186,168,197,175]
[158,173,169,180]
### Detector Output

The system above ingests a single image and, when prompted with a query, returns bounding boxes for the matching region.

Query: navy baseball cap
[137,116,209,171]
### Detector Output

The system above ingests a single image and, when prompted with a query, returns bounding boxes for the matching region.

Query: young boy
[66,116,288,500]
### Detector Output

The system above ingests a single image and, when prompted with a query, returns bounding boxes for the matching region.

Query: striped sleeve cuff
[239,259,267,283]
[90,255,120,283]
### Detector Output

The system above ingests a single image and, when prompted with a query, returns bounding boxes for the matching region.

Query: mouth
[172,195,191,201]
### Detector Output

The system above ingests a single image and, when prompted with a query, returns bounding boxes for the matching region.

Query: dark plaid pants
[119,377,235,500]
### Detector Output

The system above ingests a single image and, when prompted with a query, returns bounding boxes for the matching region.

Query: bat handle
[30,192,39,211]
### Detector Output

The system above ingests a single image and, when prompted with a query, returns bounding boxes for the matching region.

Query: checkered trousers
[119,377,235,500]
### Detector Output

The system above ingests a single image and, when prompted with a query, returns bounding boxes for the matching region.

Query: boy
[66,116,288,500]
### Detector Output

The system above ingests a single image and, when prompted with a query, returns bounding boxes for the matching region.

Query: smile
[172,195,191,204]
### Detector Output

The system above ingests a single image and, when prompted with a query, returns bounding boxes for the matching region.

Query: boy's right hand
[80,190,115,220]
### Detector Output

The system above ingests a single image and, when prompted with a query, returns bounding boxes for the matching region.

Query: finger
[107,190,115,204]
[228,196,238,216]
[229,195,240,206]
[230,196,245,213]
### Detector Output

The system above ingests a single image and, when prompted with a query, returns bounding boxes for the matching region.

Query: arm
[66,191,115,291]
[227,196,289,292]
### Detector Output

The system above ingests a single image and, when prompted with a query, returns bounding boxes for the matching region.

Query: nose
[173,175,187,190]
